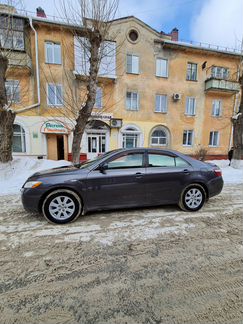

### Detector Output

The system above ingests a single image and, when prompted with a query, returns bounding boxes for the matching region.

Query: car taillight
[214,169,222,177]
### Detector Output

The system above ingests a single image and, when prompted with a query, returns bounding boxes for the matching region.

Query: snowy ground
[0,157,242,196]
[0,184,242,324]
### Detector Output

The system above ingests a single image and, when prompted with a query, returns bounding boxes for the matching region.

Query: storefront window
[13,124,26,152]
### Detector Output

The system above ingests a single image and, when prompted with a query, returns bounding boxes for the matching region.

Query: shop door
[87,133,106,160]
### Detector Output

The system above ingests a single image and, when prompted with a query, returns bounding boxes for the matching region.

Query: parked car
[21,148,223,224]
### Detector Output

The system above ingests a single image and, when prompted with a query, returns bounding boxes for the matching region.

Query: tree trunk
[72,35,101,164]
[0,55,16,163]
[232,75,243,167]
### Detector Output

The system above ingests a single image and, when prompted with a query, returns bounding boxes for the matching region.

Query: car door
[85,150,146,210]
[145,151,193,204]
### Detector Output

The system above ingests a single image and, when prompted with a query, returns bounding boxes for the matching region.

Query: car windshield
[79,150,121,169]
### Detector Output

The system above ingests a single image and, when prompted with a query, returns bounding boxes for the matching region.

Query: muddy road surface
[0,184,243,324]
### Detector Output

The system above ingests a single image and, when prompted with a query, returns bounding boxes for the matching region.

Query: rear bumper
[207,177,224,198]
[21,188,46,213]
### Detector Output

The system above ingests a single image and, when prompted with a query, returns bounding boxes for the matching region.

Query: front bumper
[21,188,46,213]
[207,176,224,198]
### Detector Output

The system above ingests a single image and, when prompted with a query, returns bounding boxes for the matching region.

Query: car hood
[29,165,88,179]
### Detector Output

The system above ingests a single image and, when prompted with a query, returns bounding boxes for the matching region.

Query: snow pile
[207,160,243,184]
[0,158,71,195]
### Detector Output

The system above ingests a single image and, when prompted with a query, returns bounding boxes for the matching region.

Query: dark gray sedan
[21,148,223,224]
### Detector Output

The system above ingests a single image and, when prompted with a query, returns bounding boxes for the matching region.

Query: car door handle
[135,172,143,179]
[183,169,190,175]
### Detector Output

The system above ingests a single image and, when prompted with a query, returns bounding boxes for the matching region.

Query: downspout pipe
[16,17,40,113]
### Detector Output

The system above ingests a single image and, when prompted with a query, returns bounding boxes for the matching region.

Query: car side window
[175,157,190,167]
[107,153,143,169]
[148,154,175,167]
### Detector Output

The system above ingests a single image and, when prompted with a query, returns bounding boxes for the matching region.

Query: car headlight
[24,181,42,189]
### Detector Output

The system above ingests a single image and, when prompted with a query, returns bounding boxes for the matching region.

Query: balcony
[205,77,240,94]
[74,37,116,81]
[7,51,32,69]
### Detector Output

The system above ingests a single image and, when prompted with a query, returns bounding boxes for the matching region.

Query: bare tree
[59,0,119,163]
[0,0,34,163]
[231,41,243,168]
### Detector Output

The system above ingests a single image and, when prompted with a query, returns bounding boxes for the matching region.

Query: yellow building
[1,6,241,161]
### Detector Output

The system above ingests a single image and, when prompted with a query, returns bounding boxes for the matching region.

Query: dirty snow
[0,158,242,196]
[0,157,71,195]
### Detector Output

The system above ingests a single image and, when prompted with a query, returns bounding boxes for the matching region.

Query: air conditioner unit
[173,93,181,100]
[110,118,123,128]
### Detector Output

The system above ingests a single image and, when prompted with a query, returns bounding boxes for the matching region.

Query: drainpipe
[16,17,40,113]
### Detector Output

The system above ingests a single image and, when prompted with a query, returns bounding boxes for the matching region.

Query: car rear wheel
[179,184,206,212]
[42,189,82,224]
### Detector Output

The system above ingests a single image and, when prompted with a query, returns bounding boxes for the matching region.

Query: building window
[121,126,141,148]
[212,100,222,117]
[47,84,63,106]
[156,58,168,77]
[155,94,167,113]
[151,129,167,146]
[0,16,25,50]
[45,42,62,64]
[128,29,139,42]
[94,87,102,108]
[127,54,139,74]
[185,97,196,115]
[209,131,220,147]
[186,62,197,81]
[5,80,20,103]
[211,66,229,79]
[183,130,194,146]
[13,124,26,152]
[126,91,139,111]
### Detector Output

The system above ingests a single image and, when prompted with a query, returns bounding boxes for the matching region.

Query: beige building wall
[6,15,241,160]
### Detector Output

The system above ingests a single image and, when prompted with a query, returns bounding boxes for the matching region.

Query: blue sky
[3,0,243,50]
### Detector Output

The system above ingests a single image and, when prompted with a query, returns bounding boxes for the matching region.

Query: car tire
[179,184,206,212]
[42,189,82,224]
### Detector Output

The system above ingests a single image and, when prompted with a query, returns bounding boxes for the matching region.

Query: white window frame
[155,94,168,113]
[151,129,167,146]
[119,124,143,148]
[126,54,139,74]
[45,41,62,64]
[212,100,222,117]
[185,97,196,116]
[126,91,139,111]
[211,66,229,79]
[47,83,63,106]
[95,87,103,108]
[183,130,194,146]
[186,62,197,81]
[209,131,220,147]
[156,58,168,78]
[13,123,26,153]
[5,80,20,103]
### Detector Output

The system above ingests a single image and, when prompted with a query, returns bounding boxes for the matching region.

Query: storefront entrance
[41,121,69,161]
[46,134,68,160]
[85,120,110,160]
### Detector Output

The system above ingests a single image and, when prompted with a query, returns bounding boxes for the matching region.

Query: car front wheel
[179,184,206,212]
[42,189,82,224]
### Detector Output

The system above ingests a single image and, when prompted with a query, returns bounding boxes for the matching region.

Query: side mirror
[99,163,108,173]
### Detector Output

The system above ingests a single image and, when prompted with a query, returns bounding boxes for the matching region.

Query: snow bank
[0,158,71,196]
[206,160,243,184]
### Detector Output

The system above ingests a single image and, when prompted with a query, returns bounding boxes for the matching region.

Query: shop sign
[41,121,69,134]
[90,113,113,121]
